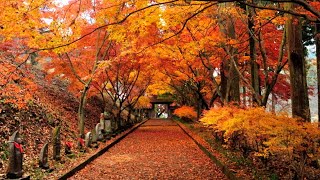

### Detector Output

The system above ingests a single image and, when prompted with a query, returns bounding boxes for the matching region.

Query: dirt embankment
[0,74,102,178]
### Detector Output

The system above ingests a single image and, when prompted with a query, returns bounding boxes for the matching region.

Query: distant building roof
[149,95,173,104]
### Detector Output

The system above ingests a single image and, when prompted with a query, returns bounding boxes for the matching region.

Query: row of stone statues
[5,113,140,179]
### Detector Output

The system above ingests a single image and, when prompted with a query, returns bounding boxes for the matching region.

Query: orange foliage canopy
[0,0,320,110]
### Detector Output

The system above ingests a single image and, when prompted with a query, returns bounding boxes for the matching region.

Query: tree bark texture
[315,22,320,123]
[286,3,310,121]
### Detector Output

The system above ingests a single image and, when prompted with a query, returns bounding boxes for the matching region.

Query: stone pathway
[70,119,227,180]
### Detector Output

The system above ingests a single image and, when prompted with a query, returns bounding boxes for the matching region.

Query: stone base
[45,168,54,173]
[98,139,107,143]
[66,153,76,159]
[53,156,61,161]
[79,149,86,153]
[65,150,72,155]
[6,175,30,180]
[39,164,49,169]
[90,142,99,149]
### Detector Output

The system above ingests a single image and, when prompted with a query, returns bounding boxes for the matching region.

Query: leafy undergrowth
[173,105,197,121]
[175,118,257,179]
[178,107,320,179]
[201,107,320,179]
[0,71,102,179]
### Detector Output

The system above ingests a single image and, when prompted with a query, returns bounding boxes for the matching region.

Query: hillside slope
[0,70,102,177]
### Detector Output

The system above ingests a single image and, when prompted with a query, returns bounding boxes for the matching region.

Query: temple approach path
[70,119,227,180]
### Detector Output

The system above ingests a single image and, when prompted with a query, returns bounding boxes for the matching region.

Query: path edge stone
[58,119,149,180]
[175,120,238,180]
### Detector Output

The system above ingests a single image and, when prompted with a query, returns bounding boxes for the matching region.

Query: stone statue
[39,143,49,169]
[84,132,92,148]
[96,123,104,141]
[52,126,61,161]
[65,142,72,155]
[6,131,23,179]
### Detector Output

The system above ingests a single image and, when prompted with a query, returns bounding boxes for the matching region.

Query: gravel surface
[71,119,228,180]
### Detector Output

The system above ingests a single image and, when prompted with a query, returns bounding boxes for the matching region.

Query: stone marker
[6,131,28,179]
[78,137,86,152]
[131,114,136,124]
[39,143,49,169]
[99,113,105,131]
[103,112,112,132]
[65,142,72,155]
[91,128,99,148]
[92,127,97,142]
[96,123,104,141]
[105,118,112,133]
[84,132,92,148]
[52,126,61,161]
[110,115,115,131]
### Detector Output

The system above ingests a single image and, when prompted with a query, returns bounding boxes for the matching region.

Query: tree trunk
[127,106,132,125]
[271,92,276,113]
[78,84,90,138]
[197,92,201,120]
[286,3,310,121]
[228,56,240,104]
[226,11,240,104]
[247,5,260,105]
[220,61,228,104]
[316,22,320,123]
[218,3,240,105]
[242,86,246,107]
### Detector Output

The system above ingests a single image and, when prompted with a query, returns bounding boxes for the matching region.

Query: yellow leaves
[256,10,276,20]
[200,106,235,127]
[173,105,197,120]
[227,39,238,45]
[218,4,243,19]
[270,16,288,26]
[98,61,111,69]
[239,55,250,63]
[0,0,50,44]
[134,96,151,109]
[256,9,288,26]
[129,70,138,81]
[147,83,174,95]
[105,82,113,90]
[200,107,320,160]
[108,25,127,43]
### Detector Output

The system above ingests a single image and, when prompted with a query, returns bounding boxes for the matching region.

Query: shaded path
[70,119,227,179]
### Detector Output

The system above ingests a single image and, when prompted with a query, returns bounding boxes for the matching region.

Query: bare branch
[192,0,319,21]
[63,53,86,85]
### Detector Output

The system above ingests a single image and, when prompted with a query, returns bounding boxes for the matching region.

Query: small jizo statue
[39,143,49,169]
[52,126,61,161]
[96,123,104,141]
[90,128,99,148]
[105,118,112,133]
[7,131,24,179]
[99,113,105,131]
[84,132,92,148]
[76,136,86,153]
[65,141,72,155]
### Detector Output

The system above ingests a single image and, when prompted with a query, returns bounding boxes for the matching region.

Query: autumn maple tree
[1,0,319,117]
[1,2,320,178]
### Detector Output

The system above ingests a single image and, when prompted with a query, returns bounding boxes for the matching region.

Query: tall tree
[286,3,311,121]
[247,3,261,105]
[316,21,320,123]
[218,3,240,105]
